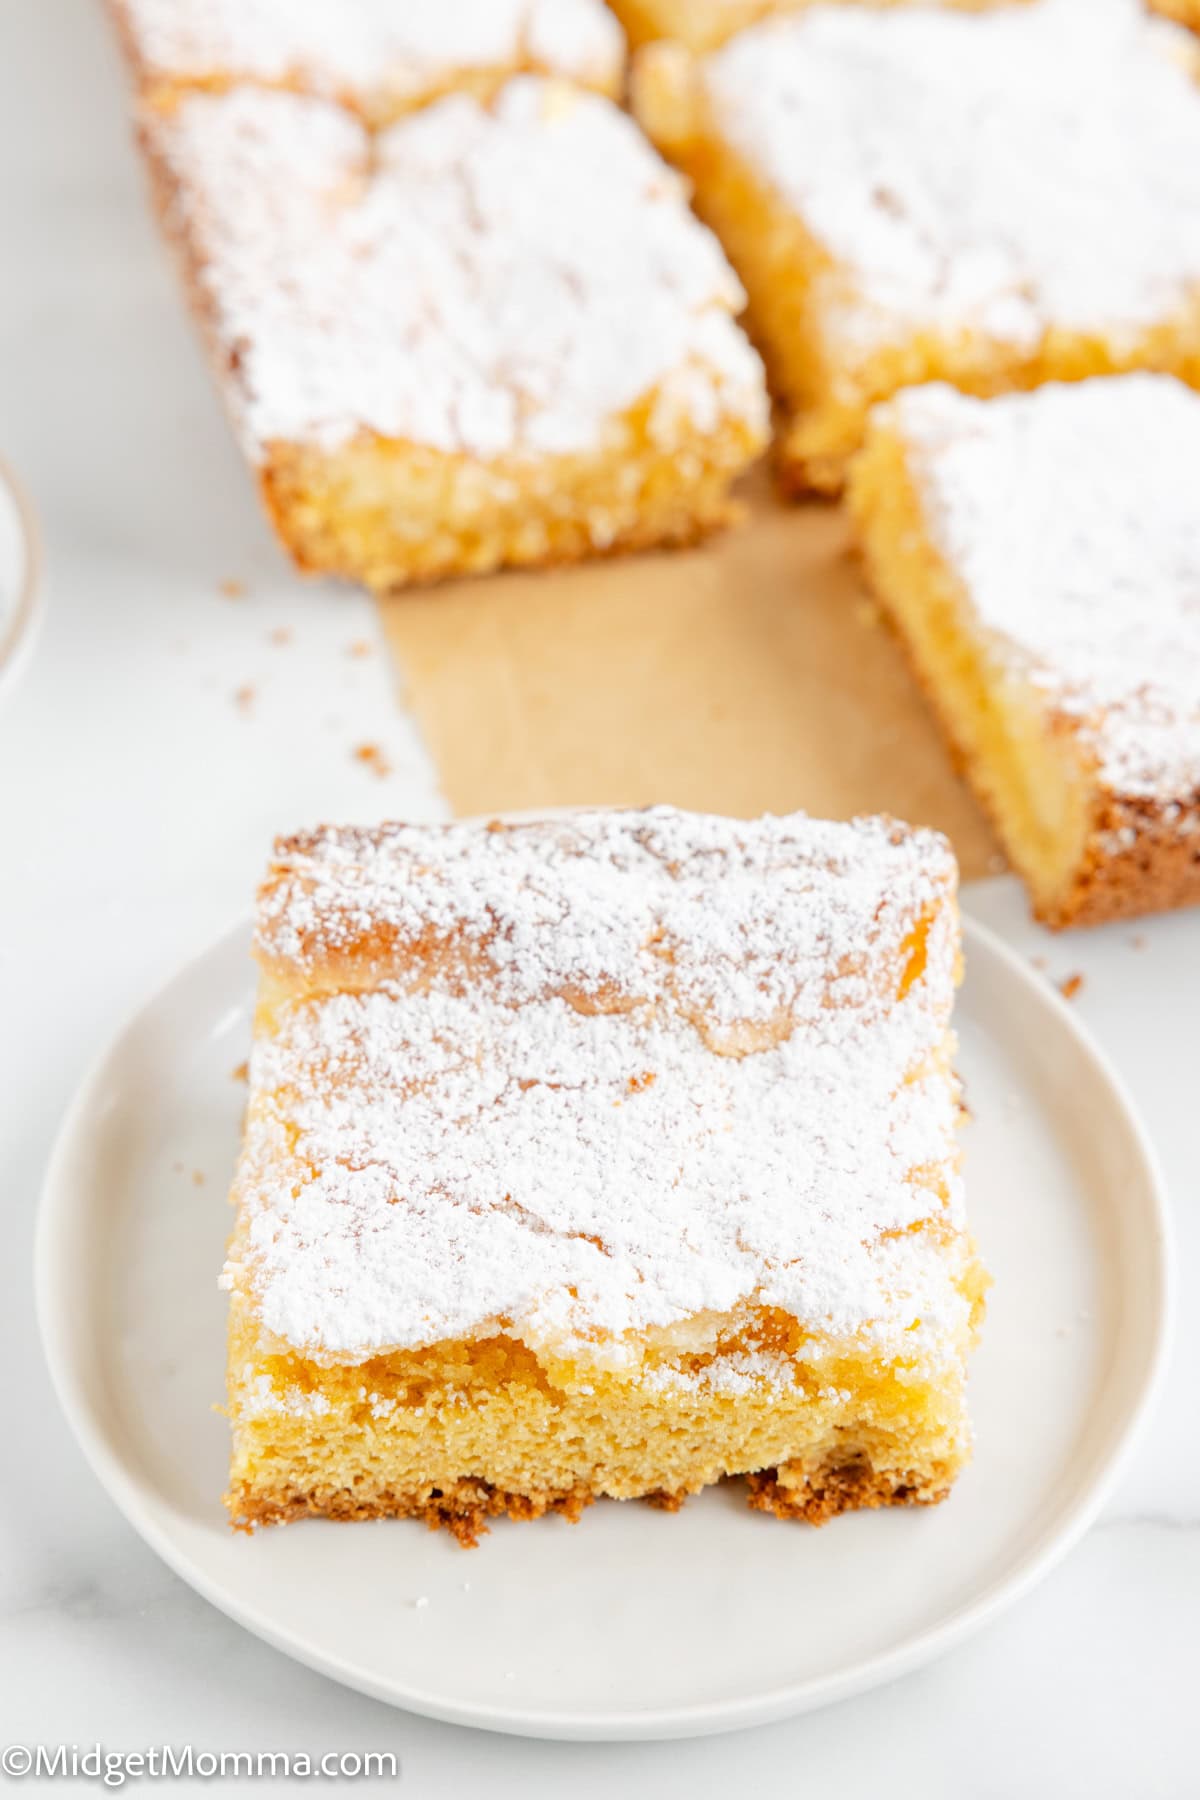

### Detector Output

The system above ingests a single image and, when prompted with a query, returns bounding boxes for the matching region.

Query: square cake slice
[848,376,1200,928]
[633,0,1200,493]
[110,0,625,123]
[610,0,1023,55]
[138,78,768,591]
[223,807,985,1542]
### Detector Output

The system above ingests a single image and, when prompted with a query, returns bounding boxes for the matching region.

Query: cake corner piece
[223,807,984,1543]
[133,74,768,593]
[634,1,1200,498]
[848,375,1200,930]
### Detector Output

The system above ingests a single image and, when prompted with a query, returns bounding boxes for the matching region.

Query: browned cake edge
[227,1457,952,1547]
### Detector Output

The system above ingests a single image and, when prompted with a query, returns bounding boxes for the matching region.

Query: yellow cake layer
[258,396,764,592]
[227,1269,987,1541]
[848,424,1095,922]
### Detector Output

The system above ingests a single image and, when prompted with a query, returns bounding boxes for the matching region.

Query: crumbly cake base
[848,419,1200,929]
[612,0,1022,54]
[633,44,1200,497]
[256,411,759,591]
[231,1459,948,1547]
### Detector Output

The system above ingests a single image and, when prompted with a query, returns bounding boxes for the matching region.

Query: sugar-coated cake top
[148,78,766,461]
[885,375,1200,804]
[120,0,624,108]
[702,0,1200,351]
[227,808,969,1368]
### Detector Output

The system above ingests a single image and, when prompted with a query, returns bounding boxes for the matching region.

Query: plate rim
[35,898,1176,1741]
[0,454,42,699]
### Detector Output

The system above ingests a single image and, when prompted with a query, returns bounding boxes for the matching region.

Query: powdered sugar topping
[228,809,968,1368]
[888,376,1200,802]
[703,0,1200,353]
[148,78,767,460]
[120,0,624,109]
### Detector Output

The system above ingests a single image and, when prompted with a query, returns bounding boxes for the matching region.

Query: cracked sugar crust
[145,77,767,462]
[884,376,1200,804]
[116,0,625,107]
[229,809,968,1367]
[701,0,1200,353]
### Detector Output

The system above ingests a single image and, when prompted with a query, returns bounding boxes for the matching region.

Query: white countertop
[2,4,1197,1793]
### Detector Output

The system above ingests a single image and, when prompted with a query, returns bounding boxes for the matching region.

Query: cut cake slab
[224,808,985,1543]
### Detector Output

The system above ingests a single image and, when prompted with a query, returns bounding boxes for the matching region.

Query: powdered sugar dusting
[146,78,767,461]
[119,0,624,107]
[702,0,1200,353]
[887,376,1200,802]
[227,809,968,1368]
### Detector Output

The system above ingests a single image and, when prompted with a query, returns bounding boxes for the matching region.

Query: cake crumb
[219,577,245,599]
[192,1169,206,1187]
[1031,955,1048,972]
[269,626,292,647]
[354,742,391,778]
[231,1060,249,1083]
[347,639,374,659]
[234,683,256,715]
[1129,934,1147,951]
[411,1595,429,1610]
[1058,972,1085,1001]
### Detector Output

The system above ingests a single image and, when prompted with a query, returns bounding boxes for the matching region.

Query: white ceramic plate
[37,908,1171,1740]
[0,455,39,696]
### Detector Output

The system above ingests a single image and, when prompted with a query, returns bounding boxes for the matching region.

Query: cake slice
[137,78,768,591]
[633,0,1200,494]
[223,807,985,1542]
[610,0,1023,55]
[848,376,1200,928]
[109,0,625,123]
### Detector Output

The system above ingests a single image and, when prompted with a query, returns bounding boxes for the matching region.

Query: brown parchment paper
[378,475,1001,881]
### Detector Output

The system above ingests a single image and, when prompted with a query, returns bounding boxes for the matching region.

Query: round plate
[0,456,40,696]
[36,910,1171,1740]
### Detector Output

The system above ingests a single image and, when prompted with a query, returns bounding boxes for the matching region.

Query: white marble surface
[2,3,1197,1792]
